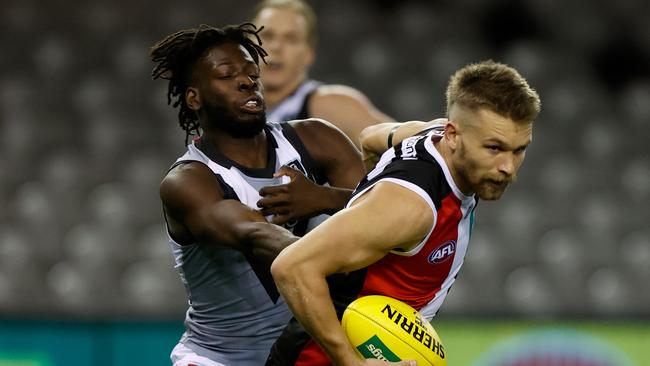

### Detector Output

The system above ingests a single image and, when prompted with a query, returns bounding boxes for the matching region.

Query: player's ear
[186,87,201,111]
[444,121,460,150]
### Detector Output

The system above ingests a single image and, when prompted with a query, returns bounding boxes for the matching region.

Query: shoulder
[284,118,361,172]
[309,84,372,110]
[370,155,443,185]
[286,118,348,146]
[362,146,446,206]
[160,161,224,211]
[307,84,391,128]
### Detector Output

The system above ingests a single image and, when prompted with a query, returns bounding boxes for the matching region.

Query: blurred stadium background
[1,0,649,364]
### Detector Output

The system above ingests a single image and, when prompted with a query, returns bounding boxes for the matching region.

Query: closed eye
[514,146,527,154]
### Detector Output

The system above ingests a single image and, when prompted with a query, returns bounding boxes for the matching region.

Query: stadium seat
[504,266,558,315]
[120,260,186,315]
[1,0,648,319]
[586,267,633,314]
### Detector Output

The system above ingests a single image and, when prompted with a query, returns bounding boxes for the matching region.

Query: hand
[257,165,326,225]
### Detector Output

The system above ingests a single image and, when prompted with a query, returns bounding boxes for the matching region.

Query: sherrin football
[342,295,446,365]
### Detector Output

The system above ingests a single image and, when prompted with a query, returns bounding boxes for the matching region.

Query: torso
[166,121,328,365]
[335,127,478,318]
[267,127,478,366]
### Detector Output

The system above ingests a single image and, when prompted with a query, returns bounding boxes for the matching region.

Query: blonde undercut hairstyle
[252,0,318,47]
[446,60,541,122]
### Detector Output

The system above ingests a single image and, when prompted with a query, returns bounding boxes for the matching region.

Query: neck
[434,137,472,196]
[202,127,268,169]
[264,74,307,110]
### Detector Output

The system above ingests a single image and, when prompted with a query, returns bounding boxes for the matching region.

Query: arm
[161,162,298,265]
[360,118,447,171]
[309,85,392,149]
[271,182,434,366]
[258,118,365,224]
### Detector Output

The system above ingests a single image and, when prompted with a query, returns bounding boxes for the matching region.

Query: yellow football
[342,295,446,365]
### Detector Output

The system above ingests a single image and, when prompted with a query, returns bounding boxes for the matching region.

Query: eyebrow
[213,60,258,69]
[484,138,530,151]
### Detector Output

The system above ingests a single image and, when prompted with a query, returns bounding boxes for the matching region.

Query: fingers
[259,183,288,197]
[260,166,299,196]
[270,213,291,225]
[273,165,302,179]
[256,209,291,226]
[257,194,288,209]
[259,204,290,217]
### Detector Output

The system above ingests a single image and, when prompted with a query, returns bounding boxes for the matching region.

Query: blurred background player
[252,0,392,147]
[268,61,541,365]
[150,23,364,365]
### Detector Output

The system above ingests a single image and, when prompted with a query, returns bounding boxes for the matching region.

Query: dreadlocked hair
[149,23,268,144]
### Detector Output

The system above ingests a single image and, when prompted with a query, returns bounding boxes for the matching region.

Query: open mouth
[240,96,264,113]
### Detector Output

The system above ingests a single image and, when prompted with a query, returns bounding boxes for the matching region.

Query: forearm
[240,222,299,266]
[318,185,354,215]
[360,122,400,168]
[273,266,361,366]
[360,119,447,168]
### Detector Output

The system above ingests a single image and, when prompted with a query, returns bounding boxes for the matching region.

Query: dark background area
[0,0,649,320]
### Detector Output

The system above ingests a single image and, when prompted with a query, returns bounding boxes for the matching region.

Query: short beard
[202,101,267,139]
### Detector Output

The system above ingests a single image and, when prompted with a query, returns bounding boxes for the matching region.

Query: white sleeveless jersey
[266,80,320,123]
[166,121,328,365]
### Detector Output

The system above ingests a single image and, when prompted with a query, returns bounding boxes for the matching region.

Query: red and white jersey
[342,126,477,319]
[267,126,478,366]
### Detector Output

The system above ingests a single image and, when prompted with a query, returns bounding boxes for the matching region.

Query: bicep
[184,199,267,249]
[160,164,267,250]
[276,181,434,276]
[291,119,365,189]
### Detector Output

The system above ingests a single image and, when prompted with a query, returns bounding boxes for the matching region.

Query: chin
[477,192,503,201]
[475,186,507,201]
[229,115,267,138]
[239,112,266,123]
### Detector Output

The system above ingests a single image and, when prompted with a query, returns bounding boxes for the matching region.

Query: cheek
[515,153,527,169]
[204,87,232,108]
[464,147,493,174]
[286,46,310,65]
[473,160,493,179]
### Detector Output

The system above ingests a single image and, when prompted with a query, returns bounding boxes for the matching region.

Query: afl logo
[428,241,456,263]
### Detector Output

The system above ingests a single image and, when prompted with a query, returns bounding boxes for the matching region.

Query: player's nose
[497,153,515,176]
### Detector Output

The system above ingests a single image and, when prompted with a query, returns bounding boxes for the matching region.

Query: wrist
[320,186,352,215]
[320,336,363,366]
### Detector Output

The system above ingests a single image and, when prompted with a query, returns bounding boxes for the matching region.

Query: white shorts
[170,342,226,366]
